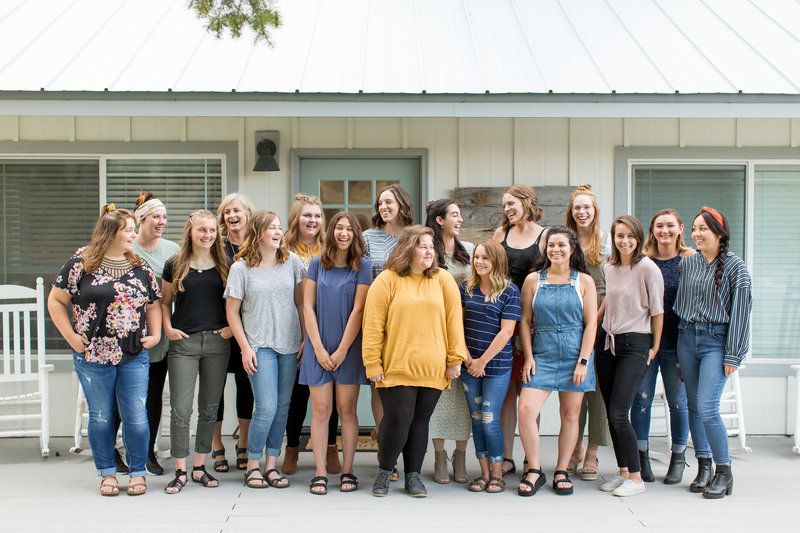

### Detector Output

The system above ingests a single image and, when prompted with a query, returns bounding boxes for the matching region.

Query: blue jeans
[630,347,689,452]
[676,321,730,465]
[461,370,511,463]
[73,350,150,477]
[246,347,298,459]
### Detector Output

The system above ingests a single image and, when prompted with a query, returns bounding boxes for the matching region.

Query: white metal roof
[1,0,799,96]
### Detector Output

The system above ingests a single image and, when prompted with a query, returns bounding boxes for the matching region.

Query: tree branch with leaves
[189,0,282,44]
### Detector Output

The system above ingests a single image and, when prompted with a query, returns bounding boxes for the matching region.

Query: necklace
[101,257,132,278]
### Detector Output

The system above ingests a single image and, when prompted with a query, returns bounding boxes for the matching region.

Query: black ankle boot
[639,449,655,483]
[147,451,164,476]
[703,464,733,499]
[663,451,686,485]
[114,448,129,474]
[689,457,713,493]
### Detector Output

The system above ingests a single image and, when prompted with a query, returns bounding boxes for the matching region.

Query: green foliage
[189,0,281,44]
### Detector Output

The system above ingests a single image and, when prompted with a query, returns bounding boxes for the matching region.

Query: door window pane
[348,180,372,205]
[320,180,344,204]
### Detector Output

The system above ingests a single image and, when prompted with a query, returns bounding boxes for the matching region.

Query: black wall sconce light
[253,130,280,171]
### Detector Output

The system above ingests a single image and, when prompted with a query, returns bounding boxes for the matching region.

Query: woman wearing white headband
[130,191,179,475]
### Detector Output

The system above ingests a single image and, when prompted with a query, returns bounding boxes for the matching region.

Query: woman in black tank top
[492,185,546,478]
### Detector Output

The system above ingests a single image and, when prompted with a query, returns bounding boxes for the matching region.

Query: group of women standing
[47,180,750,502]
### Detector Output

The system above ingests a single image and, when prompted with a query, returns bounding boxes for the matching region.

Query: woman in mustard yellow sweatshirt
[363,225,469,498]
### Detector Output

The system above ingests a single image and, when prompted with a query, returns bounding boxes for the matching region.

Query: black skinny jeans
[114,355,169,454]
[285,373,338,447]
[216,338,254,422]
[596,332,651,474]
[377,386,442,473]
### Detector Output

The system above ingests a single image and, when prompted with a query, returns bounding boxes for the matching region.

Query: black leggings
[596,332,651,474]
[285,373,338,447]
[114,355,169,453]
[216,339,253,422]
[377,386,442,473]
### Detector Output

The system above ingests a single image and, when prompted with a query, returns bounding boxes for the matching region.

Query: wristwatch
[579,358,589,366]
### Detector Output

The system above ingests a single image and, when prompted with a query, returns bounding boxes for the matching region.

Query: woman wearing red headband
[673,207,751,499]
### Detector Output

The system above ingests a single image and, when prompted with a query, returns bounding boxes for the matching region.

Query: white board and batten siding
[1,114,798,437]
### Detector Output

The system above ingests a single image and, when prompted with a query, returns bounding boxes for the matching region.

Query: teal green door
[297,157,422,431]
[299,158,422,231]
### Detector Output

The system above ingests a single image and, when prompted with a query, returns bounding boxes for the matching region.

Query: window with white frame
[0,156,223,351]
[632,162,800,360]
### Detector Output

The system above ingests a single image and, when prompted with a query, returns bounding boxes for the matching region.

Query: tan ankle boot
[281,446,299,475]
[434,450,450,484]
[326,444,341,474]
[452,449,468,483]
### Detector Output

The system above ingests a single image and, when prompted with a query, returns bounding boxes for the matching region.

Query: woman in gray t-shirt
[225,211,306,489]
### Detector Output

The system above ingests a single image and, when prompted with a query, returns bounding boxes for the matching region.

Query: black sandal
[340,473,359,492]
[518,468,546,497]
[164,469,187,494]
[501,458,516,476]
[309,476,328,495]
[212,448,229,473]
[192,465,219,488]
[236,446,248,470]
[264,468,290,488]
[244,468,268,489]
[552,470,573,495]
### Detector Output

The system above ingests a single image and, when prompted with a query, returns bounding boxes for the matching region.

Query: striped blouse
[363,227,399,280]
[673,252,752,367]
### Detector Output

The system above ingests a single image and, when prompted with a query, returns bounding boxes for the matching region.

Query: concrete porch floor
[0,435,797,532]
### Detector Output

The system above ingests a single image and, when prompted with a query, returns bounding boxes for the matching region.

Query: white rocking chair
[0,278,54,456]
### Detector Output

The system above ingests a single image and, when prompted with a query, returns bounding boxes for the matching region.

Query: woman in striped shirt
[674,207,752,500]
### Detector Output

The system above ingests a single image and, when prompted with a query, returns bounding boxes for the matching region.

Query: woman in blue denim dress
[517,226,597,497]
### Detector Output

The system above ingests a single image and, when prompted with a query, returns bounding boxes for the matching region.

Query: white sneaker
[599,474,625,492]
[612,478,646,497]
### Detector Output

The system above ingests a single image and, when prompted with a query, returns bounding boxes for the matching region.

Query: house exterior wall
[1,114,798,438]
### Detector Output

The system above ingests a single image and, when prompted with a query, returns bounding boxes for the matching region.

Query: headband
[105,203,116,213]
[701,206,724,227]
[135,199,166,224]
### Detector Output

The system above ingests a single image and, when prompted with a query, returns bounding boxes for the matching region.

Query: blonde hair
[235,211,290,267]
[565,184,604,266]
[283,193,324,252]
[643,208,692,257]
[169,210,229,294]
[216,193,255,242]
[465,240,510,303]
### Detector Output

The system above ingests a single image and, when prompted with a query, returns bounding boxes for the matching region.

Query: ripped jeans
[73,350,150,477]
[461,370,511,463]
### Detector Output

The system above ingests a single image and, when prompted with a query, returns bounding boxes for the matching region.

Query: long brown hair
[500,184,544,232]
[283,193,324,252]
[565,184,604,265]
[371,184,414,229]
[384,225,438,278]
[608,215,646,267]
[425,199,470,268]
[643,208,692,257]
[465,240,510,302]
[320,211,366,271]
[695,208,731,289]
[82,205,143,273]
[169,210,230,294]
[234,211,290,267]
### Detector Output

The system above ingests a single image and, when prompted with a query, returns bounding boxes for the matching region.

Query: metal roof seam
[746,0,800,45]
[555,0,613,93]
[234,42,258,92]
[509,0,550,90]
[0,0,79,79]
[604,0,675,92]
[702,0,800,92]
[0,0,25,27]
[460,0,487,92]
[46,1,127,90]
[172,33,207,91]
[297,0,323,92]
[108,0,175,91]
[652,0,738,93]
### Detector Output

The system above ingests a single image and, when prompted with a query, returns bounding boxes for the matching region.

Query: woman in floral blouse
[48,204,162,497]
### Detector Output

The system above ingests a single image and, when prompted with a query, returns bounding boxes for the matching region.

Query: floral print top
[54,257,161,366]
